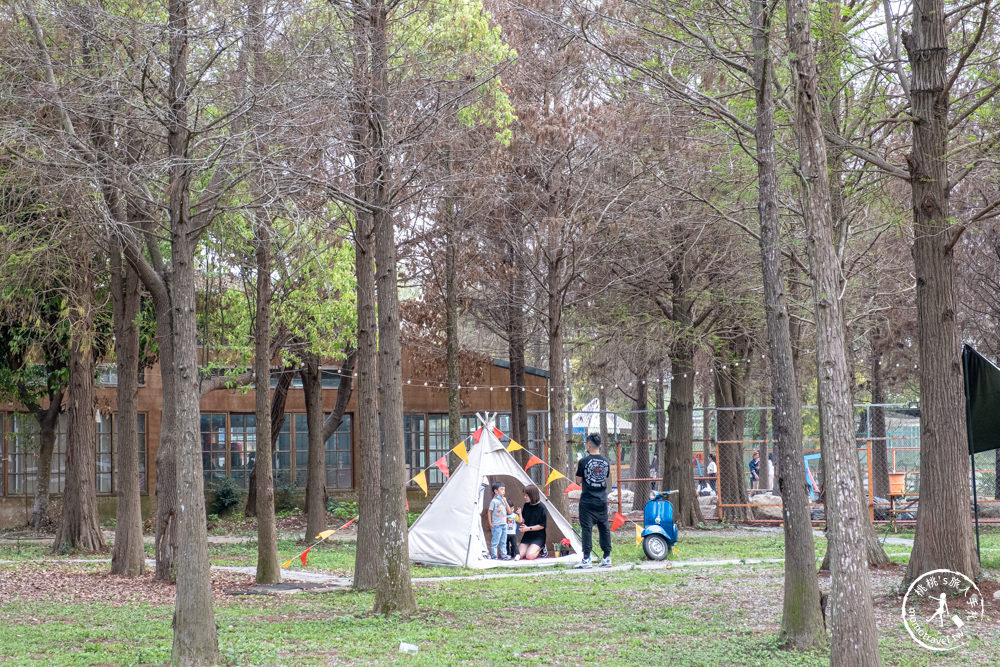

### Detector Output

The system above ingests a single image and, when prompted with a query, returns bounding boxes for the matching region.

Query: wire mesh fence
[566,403,1000,525]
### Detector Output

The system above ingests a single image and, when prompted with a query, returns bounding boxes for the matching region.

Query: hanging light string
[288,352,921,397]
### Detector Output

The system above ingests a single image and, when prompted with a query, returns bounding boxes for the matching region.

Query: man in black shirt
[574,433,612,568]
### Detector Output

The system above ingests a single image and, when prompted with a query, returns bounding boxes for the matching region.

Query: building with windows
[0,349,549,528]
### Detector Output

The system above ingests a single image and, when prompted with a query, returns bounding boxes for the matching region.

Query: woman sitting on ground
[517,485,548,560]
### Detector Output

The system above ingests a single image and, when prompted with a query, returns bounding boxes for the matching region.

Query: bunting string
[281,515,359,568]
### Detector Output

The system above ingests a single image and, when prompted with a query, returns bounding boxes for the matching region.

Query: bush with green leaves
[326,499,359,520]
[274,484,299,513]
[209,477,245,516]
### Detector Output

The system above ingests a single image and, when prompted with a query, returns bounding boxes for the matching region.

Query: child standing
[488,482,512,559]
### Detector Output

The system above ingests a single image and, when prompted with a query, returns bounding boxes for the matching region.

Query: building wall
[0,350,548,529]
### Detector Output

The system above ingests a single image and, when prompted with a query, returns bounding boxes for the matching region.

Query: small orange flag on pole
[524,454,544,471]
[471,427,483,443]
[564,482,582,495]
[493,426,504,439]
[611,512,627,532]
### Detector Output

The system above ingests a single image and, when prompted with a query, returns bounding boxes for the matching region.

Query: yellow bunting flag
[412,470,428,496]
[545,469,565,486]
[281,558,294,568]
[635,524,642,546]
[453,441,469,464]
[507,440,524,453]
[315,529,336,540]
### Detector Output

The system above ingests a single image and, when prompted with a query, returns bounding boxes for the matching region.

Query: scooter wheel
[642,534,669,561]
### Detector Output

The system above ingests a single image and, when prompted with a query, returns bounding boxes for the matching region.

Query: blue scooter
[641,489,679,560]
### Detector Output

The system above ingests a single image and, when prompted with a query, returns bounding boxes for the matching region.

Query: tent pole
[963,345,982,566]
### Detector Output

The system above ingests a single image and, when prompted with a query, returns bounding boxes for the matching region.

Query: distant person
[767,453,775,490]
[575,433,612,568]
[650,453,659,490]
[517,485,548,560]
[707,454,717,494]
[749,451,761,492]
[488,482,512,560]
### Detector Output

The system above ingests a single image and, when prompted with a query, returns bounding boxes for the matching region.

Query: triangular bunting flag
[611,512,627,532]
[316,529,336,540]
[281,558,294,568]
[405,497,409,511]
[635,524,643,546]
[507,440,524,453]
[412,470,428,496]
[433,455,450,479]
[471,427,483,443]
[545,469,565,486]
[524,454,544,471]
[300,546,313,566]
[452,441,469,464]
[493,426,504,439]
[564,482,581,495]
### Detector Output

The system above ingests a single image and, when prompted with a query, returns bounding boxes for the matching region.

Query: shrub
[274,484,299,513]
[209,477,244,516]
[327,499,359,520]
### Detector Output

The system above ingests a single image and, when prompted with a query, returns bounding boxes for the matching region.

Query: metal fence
[566,403,1000,525]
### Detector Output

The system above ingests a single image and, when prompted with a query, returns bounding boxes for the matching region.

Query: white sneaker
[599,556,612,568]
[574,557,592,569]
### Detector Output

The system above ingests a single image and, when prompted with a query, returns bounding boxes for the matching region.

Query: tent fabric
[963,344,1000,455]
[570,398,632,435]
[408,414,583,569]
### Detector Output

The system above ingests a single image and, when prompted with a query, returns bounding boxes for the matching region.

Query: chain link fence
[567,403,1000,525]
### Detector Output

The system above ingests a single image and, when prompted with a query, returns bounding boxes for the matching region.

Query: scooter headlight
[649,490,657,500]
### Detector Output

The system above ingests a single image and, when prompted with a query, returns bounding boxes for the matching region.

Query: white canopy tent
[570,398,633,435]
[408,413,583,569]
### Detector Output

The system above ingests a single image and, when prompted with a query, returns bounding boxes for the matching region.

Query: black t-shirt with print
[575,454,611,506]
[520,502,548,546]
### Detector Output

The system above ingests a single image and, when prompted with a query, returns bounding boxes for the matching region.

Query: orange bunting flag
[507,440,524,453]
[611,512,627,532]
[524,454,544,471]
[545,469,565,486]
[564,482,581,495]
[493,427,504,439]
[471,427,483,443]
[412,470,428,496]
[452,441,469,464]
[635,524,643,546]
[433,456,450,479]
[300,546,312,566]
[405,497,409,511]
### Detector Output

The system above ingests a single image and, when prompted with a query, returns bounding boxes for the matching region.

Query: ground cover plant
[2,527,999,665]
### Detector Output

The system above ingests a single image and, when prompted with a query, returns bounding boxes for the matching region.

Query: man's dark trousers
[579,501,611,558]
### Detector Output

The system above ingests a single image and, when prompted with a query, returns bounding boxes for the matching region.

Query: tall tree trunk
[714,352,753,523]
[166,2,219,660]
[631,371,650,510]
[445,176,462,454]
[111,248,145,576]
[369,0,416,615]
[665,336,703,527]
[53,258,105,554]
[901,0,979,584]
[245,366,294,519]
[870,348,890,499]
[752,1,824,640]
[29,397,62,530]
[153,294,178,581]
[546,262,570,515]
[785,0,880,661]
[302,354,327,542]
[656,370,666,489]
[350,0,382,595]
[507,234,529,464]
[254,229,280,585]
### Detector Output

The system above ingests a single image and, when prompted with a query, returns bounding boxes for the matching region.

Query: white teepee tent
[408,413,583,568]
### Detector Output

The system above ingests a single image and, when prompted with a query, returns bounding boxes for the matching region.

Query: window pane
[201,413,227,483]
